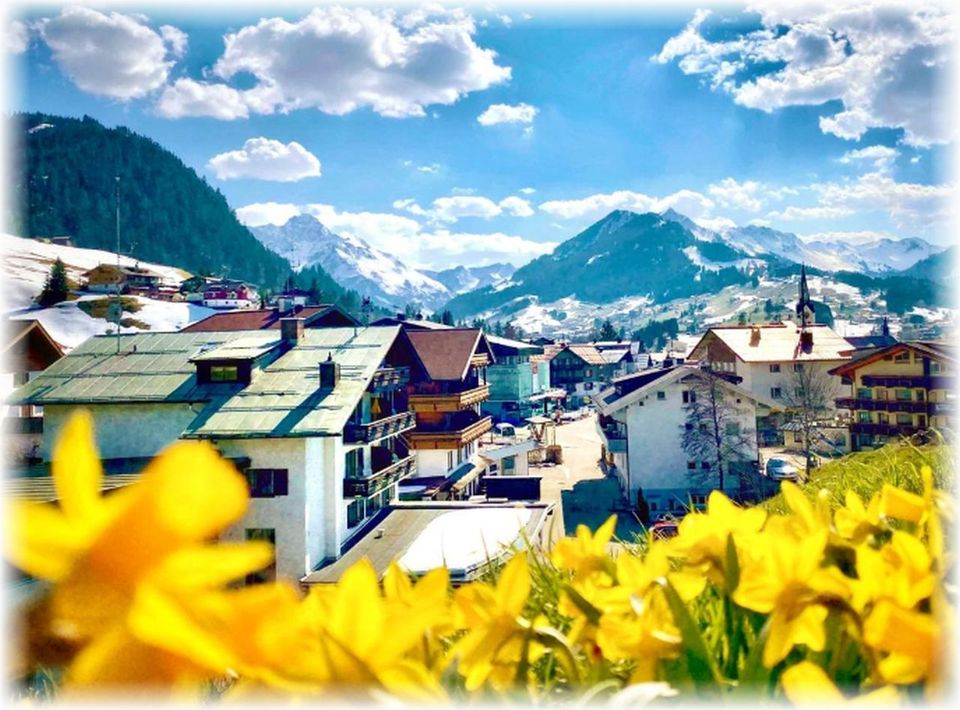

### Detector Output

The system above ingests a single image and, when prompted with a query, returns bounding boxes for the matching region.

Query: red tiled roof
[180,305,344,332]
[405,328,490,381]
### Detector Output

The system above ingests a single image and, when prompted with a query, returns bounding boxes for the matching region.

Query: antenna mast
[115,174,121,354]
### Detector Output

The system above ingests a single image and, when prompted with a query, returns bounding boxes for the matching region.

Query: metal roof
[11,326,402,439]
[690,323,852,364]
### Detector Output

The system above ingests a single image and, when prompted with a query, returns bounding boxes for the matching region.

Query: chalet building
[9,323,421,581]
[181,304,357,332]
[830,341,956,451]
[687,267,851,444]
[202,280,259,309]
[391,328,496,501]
[83,263,163,295]
[481,335,564,424]
[549,344,611,408]
[595,365,772,517]
[2,320,65,462]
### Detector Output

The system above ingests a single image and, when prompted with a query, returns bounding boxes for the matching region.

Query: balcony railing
[859,375,955,389]
[369,366,410,392]
[343,454,417,497]
[849,422,920,437]
[835,398,928,414]
[929,401,954,415]
[344,410,417,444]
[407,415,493,449]
[409,384,491,412]
[597,420,627,453]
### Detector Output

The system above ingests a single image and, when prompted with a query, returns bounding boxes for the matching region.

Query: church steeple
[796,263,815,328]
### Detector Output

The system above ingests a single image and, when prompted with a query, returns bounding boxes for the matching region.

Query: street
[532,414,646,544]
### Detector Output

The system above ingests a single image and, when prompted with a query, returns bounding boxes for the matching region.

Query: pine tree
[37,258,70,307]
[598,318,617,341]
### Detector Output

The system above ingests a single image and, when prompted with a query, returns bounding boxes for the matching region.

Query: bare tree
[781,363,841,477]
[680,367,756,494]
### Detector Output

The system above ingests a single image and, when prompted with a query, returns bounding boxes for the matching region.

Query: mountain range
[250,214,515,310]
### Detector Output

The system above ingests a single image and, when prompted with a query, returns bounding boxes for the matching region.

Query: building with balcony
[829,341,956,451]
[481,334,566,424]
[595,364,772,518]
[549,344,611,408]
[390,327,496,499]
[9,321,421,582]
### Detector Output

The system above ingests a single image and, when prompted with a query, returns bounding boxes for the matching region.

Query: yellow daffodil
[853,531,935,613]
[7,411,270,691]
[779,481,832,539]
[781,661,900,705]
[669,490,765,585]
[733,531,850,667]
[863,599,940,685]
[551,515,617,581]
[834,490,884,544]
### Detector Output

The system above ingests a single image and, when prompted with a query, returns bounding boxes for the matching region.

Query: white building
[595,364,773,518]
[11,322,419,582]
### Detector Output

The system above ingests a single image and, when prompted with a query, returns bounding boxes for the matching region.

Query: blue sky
[6,3,954,270]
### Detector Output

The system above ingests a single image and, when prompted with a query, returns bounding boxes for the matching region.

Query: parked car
[650,518,680,539]
[764,456,799,481]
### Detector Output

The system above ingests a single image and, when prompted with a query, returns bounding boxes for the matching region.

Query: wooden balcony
[343,454,417,497]
[596,420,627,453]
[344,410,416,444]
[859,375,955,389]
[850,422,919,437]
[835,398,928,414]
[407,415,493,450]
[929,401,954,415]
[369,366,410,393]
[409,384,490,413]
[470,353,491,368]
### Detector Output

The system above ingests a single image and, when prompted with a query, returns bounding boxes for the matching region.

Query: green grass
[76,296,142,319]
[760,437,952,515]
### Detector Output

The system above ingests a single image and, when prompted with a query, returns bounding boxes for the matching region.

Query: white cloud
[207,138,321,182]
[693,216,737,234]
[156,78,251,120]
[235,201,552,270]
[798,230,900,246]
[539,188,714,221]
[766,205,856,221]
[416,163,441,174]
[497,14,513,28]
[7,20,30,54]
[654,4,954,146]
[499,196,534,217]
[519,187,536,195]
[235,202,302,227]
[477,102,538,126]
[393,193,535,223]
[39,7,185,100]
[707,178,764,212]
[910,156,922,164]
[837,145,899,172]
[812,171,953,229]
[160,7,509,120]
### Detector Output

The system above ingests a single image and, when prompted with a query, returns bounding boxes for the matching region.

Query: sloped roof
[532,345,563,363]
[370,316,451,330]
[405,328,492,381]
[564,344,607,366]
[181,305,356,332]
[829,340,957,377]
[487,334,543,357]
[599,348,630,364]
[11,326,402,439]
[4,319,66,364]
[690,323,852,364]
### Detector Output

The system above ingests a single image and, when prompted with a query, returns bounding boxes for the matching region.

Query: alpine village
[2,3,956,704]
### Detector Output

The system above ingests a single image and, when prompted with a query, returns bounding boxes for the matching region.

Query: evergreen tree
[37,258,70,307]
[307,277,322,305]
[597,318,617,341]
[441,310,455,326]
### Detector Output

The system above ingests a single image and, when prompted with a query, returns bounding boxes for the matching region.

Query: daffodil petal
[6,501,85,581]
[51,410,103,524]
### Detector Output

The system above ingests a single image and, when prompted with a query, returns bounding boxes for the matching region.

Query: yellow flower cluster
[7,412,950,703]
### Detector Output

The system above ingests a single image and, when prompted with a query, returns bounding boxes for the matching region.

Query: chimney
[750,325,761,346]
[280,317,305,344]
[800,330,814,351]
[319,352,340,389]
[277,297,293,314]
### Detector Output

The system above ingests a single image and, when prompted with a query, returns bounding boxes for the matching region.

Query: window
[682,390,696,404]
[895,389,912,401]
[447,451,454,471]
[503,456,516,473]
[347,499,365,528]
[488,463,499,473]
[584,382,594,390]
[690,494,708,507]
[701,461,711,470]
[13,371,29,386]
[769,364,781,373]
[210,365,239,382]
[770,387,782,399]
[858,412,872,423]
[698,422,709,434]
[857,387,872,399]
[585,369,593,378]
[245,469,289,498]
[878,413,889,425]
[896,413,913,425]
[656,391,666,400]
[918,414,927,428]
[345,449,364,478]
[244,529,276,584]
[684,422,694,431]
[915,389,926,402]
[793,363,804,372]
[931,362,943,374]
[725,422,740,436]
[457,447,463,465]
[687,461,696,470]
[894,351,911,364]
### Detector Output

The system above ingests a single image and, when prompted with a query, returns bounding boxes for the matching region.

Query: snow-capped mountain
[250,215,450,310]
[423,263,516,296]
[670,215,942,274]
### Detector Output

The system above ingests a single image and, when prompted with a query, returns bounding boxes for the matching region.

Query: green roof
[12,326,402,439]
